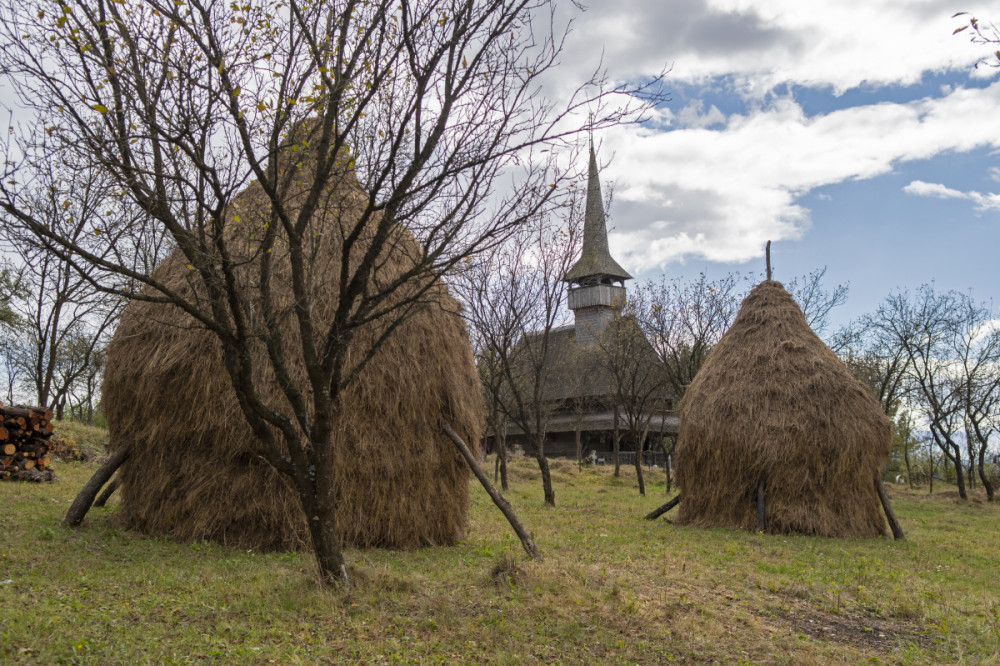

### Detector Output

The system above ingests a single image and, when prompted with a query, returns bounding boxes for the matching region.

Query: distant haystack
[675,280,891,537]
[102,138,483,551]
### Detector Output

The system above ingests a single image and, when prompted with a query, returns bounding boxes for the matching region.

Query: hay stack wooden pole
[876,476,905,540]
[442,419,541,560]
[93,476,121,508]
[644,494,681,520]
[63,443,132,527]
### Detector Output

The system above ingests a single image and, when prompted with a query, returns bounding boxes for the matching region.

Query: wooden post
[765,241,772,280]
[875,476,905,540]
[441,419,541,560]
[644,494,681,520]
[93,476,121,508]
[63,443,131,527]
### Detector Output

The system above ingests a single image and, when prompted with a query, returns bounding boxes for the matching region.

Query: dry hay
[675,280,891,537]
[102,137,483,551]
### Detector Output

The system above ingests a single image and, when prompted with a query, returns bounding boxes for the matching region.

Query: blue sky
[555,0,1000,331]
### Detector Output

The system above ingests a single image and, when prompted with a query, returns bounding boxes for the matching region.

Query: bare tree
[0,163,164,417]
[834,319,909,418]
[566,342,597,472]
[783,267,849,339]
[457,210,581,506]
[950,295,999,500]
[871,287,976,499]
[637,273,743,402]
[0,262,27,402]
[597,299,669,496]
[0,0,665,584]
[474,347,511,490]
[0,261,21,329]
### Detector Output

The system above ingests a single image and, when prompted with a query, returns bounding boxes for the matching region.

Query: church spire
[564,143,632,285]
[564,142,632,347]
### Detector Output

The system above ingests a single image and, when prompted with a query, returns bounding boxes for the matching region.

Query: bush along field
[1,454,998,665]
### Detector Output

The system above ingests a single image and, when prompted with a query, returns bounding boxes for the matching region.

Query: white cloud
[902,181,966,199]
[903,180,1000,212]
[990,166,1000,183]
[563,0,1000,95]
[595,81,1000,269]
[675,101,726,128]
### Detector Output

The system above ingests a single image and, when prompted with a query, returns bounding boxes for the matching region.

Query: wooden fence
[597,450,667,468]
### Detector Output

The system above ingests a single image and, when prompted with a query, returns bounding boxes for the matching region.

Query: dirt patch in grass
[776,603,938,652]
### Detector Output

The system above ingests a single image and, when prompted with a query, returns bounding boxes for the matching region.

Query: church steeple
[564,144,632,285]
[564,143,631,347]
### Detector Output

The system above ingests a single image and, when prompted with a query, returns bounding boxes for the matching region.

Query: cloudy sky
[558,0,1000,329]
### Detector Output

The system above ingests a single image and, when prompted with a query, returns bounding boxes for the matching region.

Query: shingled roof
[564,145,633,284]
[516,318,670,409]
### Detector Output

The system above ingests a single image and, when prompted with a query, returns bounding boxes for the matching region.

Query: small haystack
[102,140,483,551]
[675,280,892,537]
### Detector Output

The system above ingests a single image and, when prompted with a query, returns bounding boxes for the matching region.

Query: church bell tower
[564,144,632,347]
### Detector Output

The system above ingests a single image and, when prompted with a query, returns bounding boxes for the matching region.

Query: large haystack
[675,280,891,537]
[102,142,483,551]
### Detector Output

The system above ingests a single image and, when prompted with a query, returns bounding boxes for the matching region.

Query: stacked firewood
[0,403,56,482]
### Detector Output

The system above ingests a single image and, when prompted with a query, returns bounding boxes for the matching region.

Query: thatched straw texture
[102,146,483,551]
[675,280,891,538]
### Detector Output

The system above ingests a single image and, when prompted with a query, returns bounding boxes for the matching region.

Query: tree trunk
[308,428,350,588]
[498,430,509,492]
[303,501,349,588]
[612,409,621,478]
[965,429,976,488]
[903,438,914,490]
[928,448,934,493]
[666,449,672,493]
[493,440,500,482]
[442,419,541,559]
[301,466,349,588]
[536,441,555,506]
[633,427,647,496]
[978,443,995,501]
[948,441,967,500]
[63,443,131,527]
[575,424,582,472]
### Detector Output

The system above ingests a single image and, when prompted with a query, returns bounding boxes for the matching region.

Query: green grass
[1,456,998,664]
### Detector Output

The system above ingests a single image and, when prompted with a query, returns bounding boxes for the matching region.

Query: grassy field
[2,451,998,665]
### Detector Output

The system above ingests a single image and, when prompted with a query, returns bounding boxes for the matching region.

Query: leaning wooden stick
[441,419,541,560]
[63,443,131,527]
[875,476,905,541]
[93,476,121,508]
[644,494,681,520]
